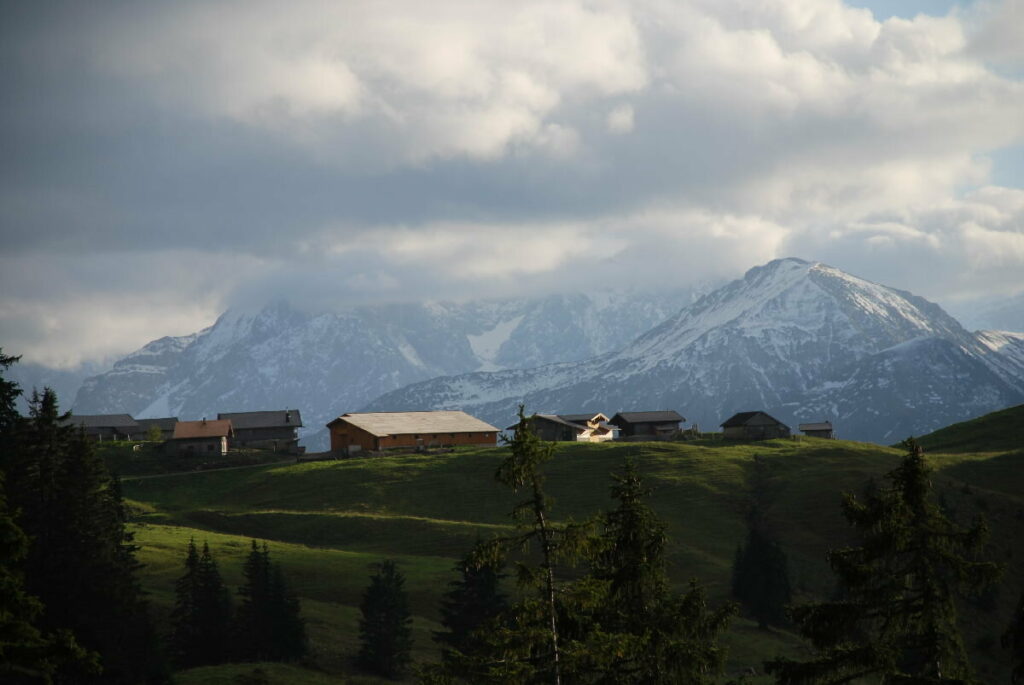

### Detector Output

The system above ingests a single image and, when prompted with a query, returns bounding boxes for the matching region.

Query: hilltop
[917,403,1024,454]
[122,427,1024,683]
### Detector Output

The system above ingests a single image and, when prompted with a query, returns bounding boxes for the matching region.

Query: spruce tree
[170,540,232,668]
[765,439,1001,684]
[433,548,508,663]
[1005,588,1024,685]
[234,540,305,663]
[357,559,413,678]
[731,511,791,629]
[584,460,735,684]
[0,383,166,683]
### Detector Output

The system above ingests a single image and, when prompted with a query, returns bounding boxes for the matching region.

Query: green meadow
[121,406,1024,683]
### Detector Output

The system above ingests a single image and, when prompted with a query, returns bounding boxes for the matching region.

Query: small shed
[608,411,685,438]
[327,411,498,453]
[218,409,303,453]
[798,421,835,439]
[135,417,179,441]
[170,419,233,456]
[721,411,790,440]
[62,414,141,441]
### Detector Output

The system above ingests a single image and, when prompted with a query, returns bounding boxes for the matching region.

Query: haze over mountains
[69,258,1024,446]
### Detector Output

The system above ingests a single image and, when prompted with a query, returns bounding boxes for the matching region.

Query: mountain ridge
[364,258,1024,443]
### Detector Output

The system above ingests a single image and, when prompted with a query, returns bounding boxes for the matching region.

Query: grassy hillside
[917,403,1024,454]
[123,435,1024,683]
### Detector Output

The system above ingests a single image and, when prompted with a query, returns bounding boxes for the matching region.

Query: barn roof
[218,409,303,429]
[799,422,833,431]
[135,417,179,431]
[609,410,684,424]
[721,411,785,428]
[505,414,587,431]
[63,414,140,429]
[330,411,497,437]
[558,413,610,425]
[172,419,233,439]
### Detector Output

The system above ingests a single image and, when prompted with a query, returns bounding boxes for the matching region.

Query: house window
[208,444,214,452]
[449,433,455,438]
[414,434,420,439]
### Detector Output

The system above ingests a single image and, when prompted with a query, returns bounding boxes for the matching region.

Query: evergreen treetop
[766,438,1001,685]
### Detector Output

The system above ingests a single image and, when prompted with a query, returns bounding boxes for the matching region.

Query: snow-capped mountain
[72,290,691,443]
[365,259,1024,443]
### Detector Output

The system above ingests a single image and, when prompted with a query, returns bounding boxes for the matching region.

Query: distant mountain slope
[366,259,1024,443]
[72,290,690,441]
[916,403,1024,453]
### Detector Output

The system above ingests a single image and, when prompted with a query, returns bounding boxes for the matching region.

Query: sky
[1,0,1022,368]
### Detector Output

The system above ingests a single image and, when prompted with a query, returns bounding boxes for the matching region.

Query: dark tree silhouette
[766,439,1001,684]
[357,559,413,678]
[731,511,791,629]
[170,540,232,667]
[233,540,306,663]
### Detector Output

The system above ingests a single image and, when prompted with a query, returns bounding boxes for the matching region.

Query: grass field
[120,412,1024,683]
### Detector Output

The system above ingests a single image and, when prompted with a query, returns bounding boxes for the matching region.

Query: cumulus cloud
[1,0,1023,365]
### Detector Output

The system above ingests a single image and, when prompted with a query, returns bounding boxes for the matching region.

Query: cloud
[1,0,1023,366]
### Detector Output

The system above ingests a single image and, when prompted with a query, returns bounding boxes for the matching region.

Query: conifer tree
[0,376,166,683]
[357,559,413,678]
[765,439,1001,684]
[170,540,232,668]
[234,540,305,663]
[583,460,735,684]
[433,548,508,665]
[731,511,791,629]
[1005,588,1024,685]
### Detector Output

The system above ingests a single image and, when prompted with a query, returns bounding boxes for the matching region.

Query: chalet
[799,421,835,439]
[218,409,303,453]
[170,419,233,456]
[506,413,617,442]
[135,417,178,441]
[721,411,790,440]
[61,414,141,441]
[327,411,498,453]
[608,411,685,438]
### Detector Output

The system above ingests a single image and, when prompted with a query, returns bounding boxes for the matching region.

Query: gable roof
[506,414,588,431]
[63,414,140,430]
[135,417,179,431]
[218,409,302,429]
[609,410,684,424]
[172,419,233,440]
[721,411,785,428]
[329,411,497,437]
[558,413,610,425]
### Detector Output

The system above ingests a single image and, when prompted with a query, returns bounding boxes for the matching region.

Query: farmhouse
[170,419,233,456]
[608,410,685,438]
[218,409,303,453]
[327,411,498,453]
[506,413,617,442]
[799,421,835,439]
[721,411,791,440]
[135,417,178,441]
[62,414,141,441]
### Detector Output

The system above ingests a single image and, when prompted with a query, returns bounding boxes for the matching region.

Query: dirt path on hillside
[121,458,297,481]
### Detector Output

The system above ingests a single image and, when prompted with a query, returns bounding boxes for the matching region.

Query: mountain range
[365,259,1024,443]
[71,290,693,445]
[70,258,1024,446]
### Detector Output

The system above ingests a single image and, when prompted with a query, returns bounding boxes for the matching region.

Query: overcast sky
[1,0,1022,368]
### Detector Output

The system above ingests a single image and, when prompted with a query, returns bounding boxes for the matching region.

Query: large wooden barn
[608,411,684,438]
[218,409,303,453]
[327,411,499,453]
[721,411,791,440]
